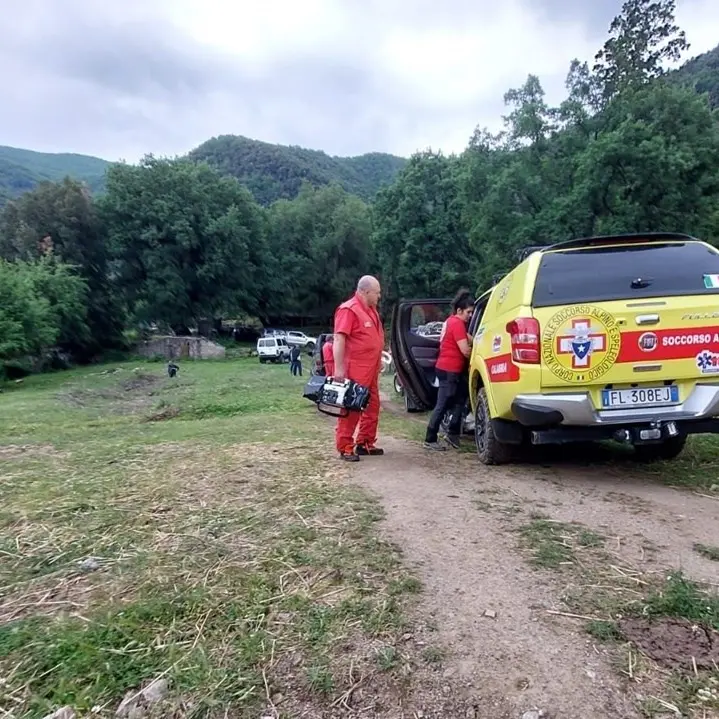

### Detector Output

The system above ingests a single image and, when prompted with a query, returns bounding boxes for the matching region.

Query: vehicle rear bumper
[511,383,719,427]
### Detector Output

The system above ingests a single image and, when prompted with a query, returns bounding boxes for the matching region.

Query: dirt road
[347,431,719,719]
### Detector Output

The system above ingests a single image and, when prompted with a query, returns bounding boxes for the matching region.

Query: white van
[257,336,291,363]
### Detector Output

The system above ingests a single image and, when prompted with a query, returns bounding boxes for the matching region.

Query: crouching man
[332,275,385,462]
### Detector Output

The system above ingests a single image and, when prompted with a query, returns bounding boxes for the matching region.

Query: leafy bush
[0,257,89,374]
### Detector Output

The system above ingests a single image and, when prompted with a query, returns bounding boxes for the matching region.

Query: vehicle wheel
[393,374,403,395]
[307,342,315,352]
[259,358,266,364]
[474,387,514,465]
[633,436,687,462]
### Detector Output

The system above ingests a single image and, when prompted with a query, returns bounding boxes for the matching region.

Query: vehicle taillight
[506,318,540,363]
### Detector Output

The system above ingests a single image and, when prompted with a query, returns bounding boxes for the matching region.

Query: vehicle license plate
[601,385,679,409]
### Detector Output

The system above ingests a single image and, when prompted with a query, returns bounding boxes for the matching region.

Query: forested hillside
[1,0,718,375]
[0,146,109,205]
[188,135,406,204]
[672,43,719,107]
[0,138,406,209]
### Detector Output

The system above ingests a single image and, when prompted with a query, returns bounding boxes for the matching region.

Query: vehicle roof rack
[542,232,697,253]
[515,245,550,262]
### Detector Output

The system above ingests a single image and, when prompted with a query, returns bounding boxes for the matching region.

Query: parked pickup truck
[392,232,719,465]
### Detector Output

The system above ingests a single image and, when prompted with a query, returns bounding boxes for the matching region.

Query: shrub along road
[0,358,717,718]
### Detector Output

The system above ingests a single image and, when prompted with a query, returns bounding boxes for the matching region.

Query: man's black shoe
[339,453,360,462]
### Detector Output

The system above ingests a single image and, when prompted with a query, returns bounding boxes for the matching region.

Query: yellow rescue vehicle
[390,233,719,464]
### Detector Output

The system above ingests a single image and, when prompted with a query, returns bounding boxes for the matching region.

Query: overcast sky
[1,0,717,162]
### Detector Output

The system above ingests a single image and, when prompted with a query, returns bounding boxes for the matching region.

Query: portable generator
[317,377,371,417]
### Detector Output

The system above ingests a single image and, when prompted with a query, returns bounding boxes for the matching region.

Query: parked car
[392,232,719,464]
[257,336,291,363]
[262,328,287,338]
[285,330,317,352]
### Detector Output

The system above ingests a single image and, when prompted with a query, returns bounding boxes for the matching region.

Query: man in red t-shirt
[424,289,474,451]
[332,275,385,461]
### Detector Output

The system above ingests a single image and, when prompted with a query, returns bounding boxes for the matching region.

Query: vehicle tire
[633,436,687,462]
[474,387,515,465]
[393,373,403,395]
[259,357,266,364]
[306,342,315,352]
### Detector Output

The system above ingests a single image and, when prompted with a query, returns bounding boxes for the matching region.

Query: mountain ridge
[0,139,407,207]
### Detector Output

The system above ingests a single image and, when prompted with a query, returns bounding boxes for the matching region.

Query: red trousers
[335,380,380,454]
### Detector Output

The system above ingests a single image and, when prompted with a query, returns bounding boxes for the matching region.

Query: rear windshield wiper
[630,277,653,289]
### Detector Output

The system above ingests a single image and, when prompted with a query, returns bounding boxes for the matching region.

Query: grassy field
[0,359,426,718]
[2,357,719,718]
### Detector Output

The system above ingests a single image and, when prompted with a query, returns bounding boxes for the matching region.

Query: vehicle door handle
[635,314,660,325]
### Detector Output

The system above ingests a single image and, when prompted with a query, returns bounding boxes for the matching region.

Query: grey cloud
[3,3,230,100]
[45,29,217,99]
[0,0,625,161]
[537,0,620,31]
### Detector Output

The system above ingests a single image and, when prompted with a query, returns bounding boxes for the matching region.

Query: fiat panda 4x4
[391,233,719,464]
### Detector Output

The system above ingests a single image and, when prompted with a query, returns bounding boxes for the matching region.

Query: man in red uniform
[332,275,385,462]
[321,335,335,376]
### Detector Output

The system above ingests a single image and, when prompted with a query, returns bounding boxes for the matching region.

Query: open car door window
[390,298,452,410]
[468,288,493,338]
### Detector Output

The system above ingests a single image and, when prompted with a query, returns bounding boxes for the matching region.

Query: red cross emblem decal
[556,319,606,369]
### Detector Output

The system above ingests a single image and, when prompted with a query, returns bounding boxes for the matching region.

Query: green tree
[100,156,271,333]
[373,151,475,305]
[0,257,89,366]
[503,75,557,148]
[0,178,122,357]
[593,0,689,102]
[453,0,717,289]
[266,182,373,321]
[568,82,719,236]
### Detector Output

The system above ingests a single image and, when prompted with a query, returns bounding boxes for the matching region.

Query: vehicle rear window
[532,242,719,307]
